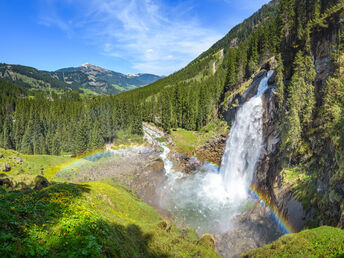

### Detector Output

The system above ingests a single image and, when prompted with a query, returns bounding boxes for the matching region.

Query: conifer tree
[282,51,316,157]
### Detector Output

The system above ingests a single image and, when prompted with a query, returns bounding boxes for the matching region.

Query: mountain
[55,63,164,94]
[0,63,163,95]
[0,63,77,91]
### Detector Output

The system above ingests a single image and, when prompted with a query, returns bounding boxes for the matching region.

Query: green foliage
[243,226,344,257]
[275,54,285,109]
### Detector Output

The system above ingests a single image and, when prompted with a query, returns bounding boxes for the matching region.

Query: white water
[144,71,274,234]
[220,70,274,201]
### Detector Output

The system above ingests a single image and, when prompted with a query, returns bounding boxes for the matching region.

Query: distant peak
[79,63,110,73]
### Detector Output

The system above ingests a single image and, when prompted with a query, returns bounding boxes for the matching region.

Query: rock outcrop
[131,158,167,211]
[222,71,267,123]
[215,205,282,258]
[194,134,227,166]
[311,9,344,91]
[168,152,203,173]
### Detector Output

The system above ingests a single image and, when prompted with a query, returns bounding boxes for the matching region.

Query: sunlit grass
[243,226,344,257]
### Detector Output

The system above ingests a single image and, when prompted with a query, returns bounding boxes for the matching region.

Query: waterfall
[220,70,274,200]
[145,70,275,234]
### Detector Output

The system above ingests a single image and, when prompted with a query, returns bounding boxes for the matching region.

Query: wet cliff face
[254,83,309,232]
[254,15,344,231]
[253,86,280,200]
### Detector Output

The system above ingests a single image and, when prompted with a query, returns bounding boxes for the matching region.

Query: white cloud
[37,0,221,75]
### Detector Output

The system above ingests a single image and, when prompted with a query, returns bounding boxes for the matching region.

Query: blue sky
[0,0,270,75]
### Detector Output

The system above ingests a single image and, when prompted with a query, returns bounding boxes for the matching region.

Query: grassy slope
[242,226,344,257]
[0,148,218,257]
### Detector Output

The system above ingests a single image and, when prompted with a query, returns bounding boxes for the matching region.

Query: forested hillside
[0,64,77,91]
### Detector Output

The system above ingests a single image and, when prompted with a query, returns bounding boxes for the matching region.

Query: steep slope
[128,0,279,97]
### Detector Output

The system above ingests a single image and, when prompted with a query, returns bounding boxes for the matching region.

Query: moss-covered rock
[198,233,216,250]
[0,178,13,189]
[0,162,11,172]
[158,219,172,232]
[34,175,50,190]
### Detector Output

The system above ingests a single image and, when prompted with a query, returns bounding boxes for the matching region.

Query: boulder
[169,152,203,173]
[16,157,23,164]
[130,158,168,211]
[198,233,216,250]
[34,176,50,190]
[0,178,13,189]
[1,162,11,172]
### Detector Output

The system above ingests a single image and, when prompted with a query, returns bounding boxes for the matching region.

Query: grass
[170,119,229,156]
[112,84,126,91]
[80,88,96,94]
[0,181,218,257]
[0,148,219,257]
[242,226,344,257]
[0,148,73,185]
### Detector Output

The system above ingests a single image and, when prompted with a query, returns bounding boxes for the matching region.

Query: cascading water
[220,70,274,201]
[144,71,274,234]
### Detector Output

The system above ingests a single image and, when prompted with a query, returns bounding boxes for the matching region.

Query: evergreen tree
[282,51,316,156]
[2,116,13,149]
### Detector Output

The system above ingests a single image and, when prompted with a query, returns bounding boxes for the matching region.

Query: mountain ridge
[0,62,163,95]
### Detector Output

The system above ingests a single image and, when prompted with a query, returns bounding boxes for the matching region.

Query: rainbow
[199,161,297,234]
[56,150,297,235]
[56,148,119,174]
[249,185,296,234]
